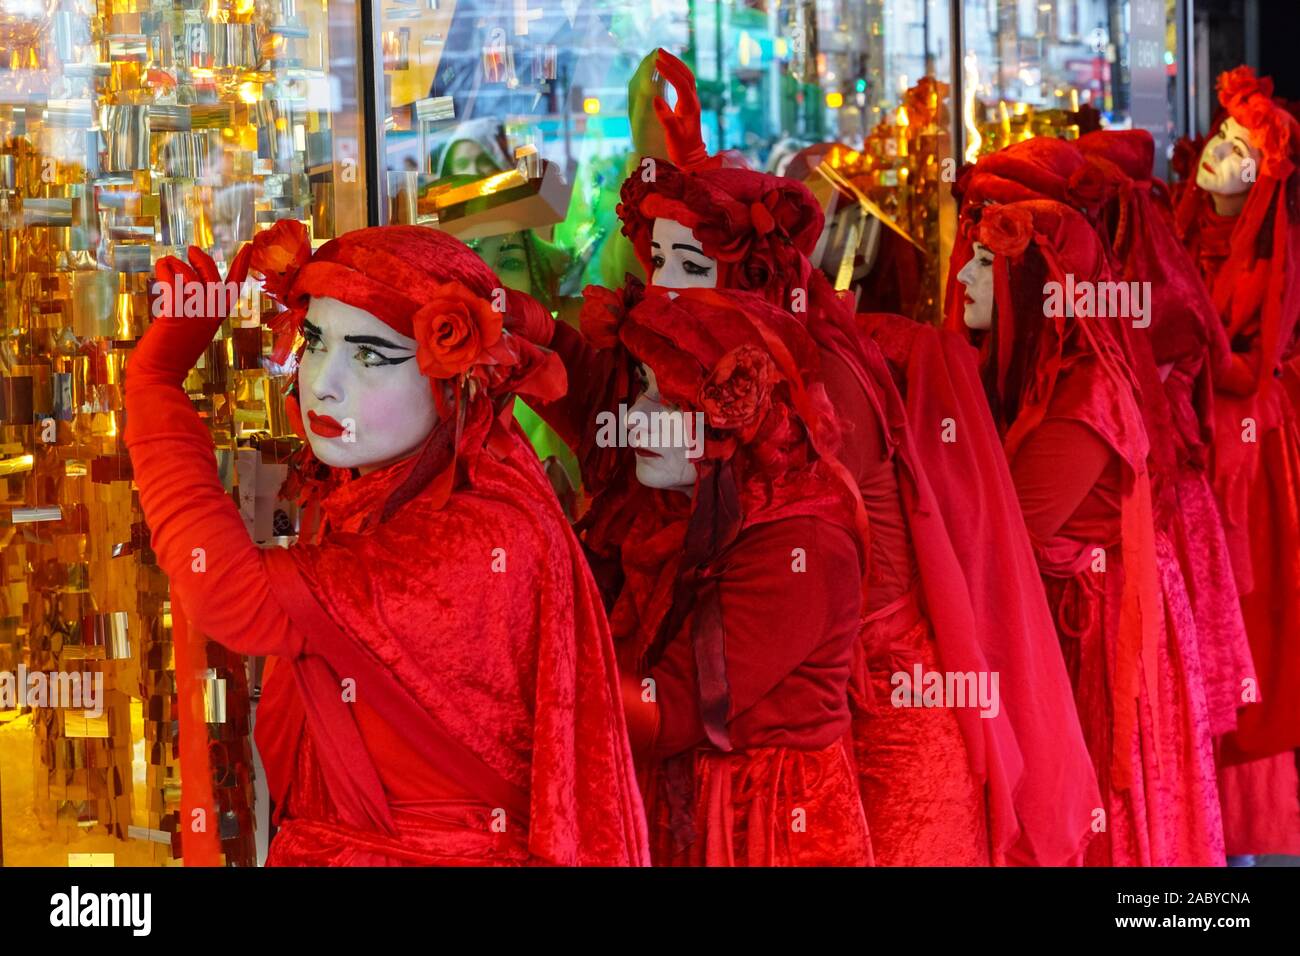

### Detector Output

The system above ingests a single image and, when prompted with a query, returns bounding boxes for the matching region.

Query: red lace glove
[652,49,713,171]
[125,243,301,658]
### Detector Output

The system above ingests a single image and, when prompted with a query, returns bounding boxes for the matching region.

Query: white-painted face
[956,241,995,331]
[650,218,719,290]
[298,296,439,475]
[1196,116,1262,196]
[628,363,699,494]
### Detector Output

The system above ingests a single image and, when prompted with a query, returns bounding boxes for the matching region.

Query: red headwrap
[946,137,1109,333]
[248,220,565,527]
[617,160,824,308]
[1173,67,1300,392]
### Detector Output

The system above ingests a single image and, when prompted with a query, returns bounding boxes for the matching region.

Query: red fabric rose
[1067,161,1111,212]
[978,204,1035,258]
[1218,66,1273,113]
[698,345,777,433]
[411,282,503,379]
[250,219,312,301]
[691,199,755,263]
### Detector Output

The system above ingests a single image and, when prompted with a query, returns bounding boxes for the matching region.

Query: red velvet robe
[1180,191,1300,856]
[1003,355,1225,866]
[863,312,1101,867]
[536,316,873,866]
[125,360,649,866]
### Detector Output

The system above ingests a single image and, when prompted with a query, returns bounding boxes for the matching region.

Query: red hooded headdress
[1174,66,1300,392]
[248,221,565,534]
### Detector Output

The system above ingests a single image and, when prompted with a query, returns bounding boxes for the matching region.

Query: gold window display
[0,0,365,865]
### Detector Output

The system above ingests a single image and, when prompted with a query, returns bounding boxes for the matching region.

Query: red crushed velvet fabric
[643,738,872,866]
[848,588,991,866]
[527,285,875,866]
[863,311,1099,866]
[969,199,1225,865]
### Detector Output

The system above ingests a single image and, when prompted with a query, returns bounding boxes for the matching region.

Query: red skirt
[848,588,991,866]
[1043,537,1224,866]
[644,738,872,866]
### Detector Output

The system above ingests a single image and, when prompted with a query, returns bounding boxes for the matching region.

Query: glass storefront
[0,0,1185,865]
[1,0,365,865]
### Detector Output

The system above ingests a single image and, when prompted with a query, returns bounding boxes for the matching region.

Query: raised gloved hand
[129,243,253,389]
[651,49,711,171]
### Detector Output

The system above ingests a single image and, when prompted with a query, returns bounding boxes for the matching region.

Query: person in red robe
[124,223,649,866]
[1074,130,1254,747]
[954,199,1225,866]
[607,52,990,864]
[1173,66,1300,860]
[515,275,874,864]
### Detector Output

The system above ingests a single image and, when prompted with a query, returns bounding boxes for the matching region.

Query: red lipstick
[634,448,662,459]
[308,411,346,438]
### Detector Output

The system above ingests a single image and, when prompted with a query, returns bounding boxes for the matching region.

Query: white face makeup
[628,363,699,494]
[956,241,995,331]
[1196,116,1261,197]
[650,218,719,290]
[298,296,438,474]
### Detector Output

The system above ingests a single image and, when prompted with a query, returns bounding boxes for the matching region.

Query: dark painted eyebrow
[671,243,705,254]
[343,334,411,350]
[303,318,410,351]
[1232,136,1251,149]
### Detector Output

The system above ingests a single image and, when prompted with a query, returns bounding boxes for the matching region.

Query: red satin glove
[652,49,712,171]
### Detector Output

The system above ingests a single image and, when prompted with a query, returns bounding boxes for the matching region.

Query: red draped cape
[862,311,1100,866]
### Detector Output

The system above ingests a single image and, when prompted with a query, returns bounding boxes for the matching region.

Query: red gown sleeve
[648,516,862,757]
[527,320,619,453]
[1009,418,1116,541]
[125,365,303,659]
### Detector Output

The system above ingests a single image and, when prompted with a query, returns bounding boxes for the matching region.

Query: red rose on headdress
[978,205,1035,257]
[1067,162,1111,211]
[698,345,777,433]
[411,282,503,379]
[761,185,821,254]
[250,219,312,300]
